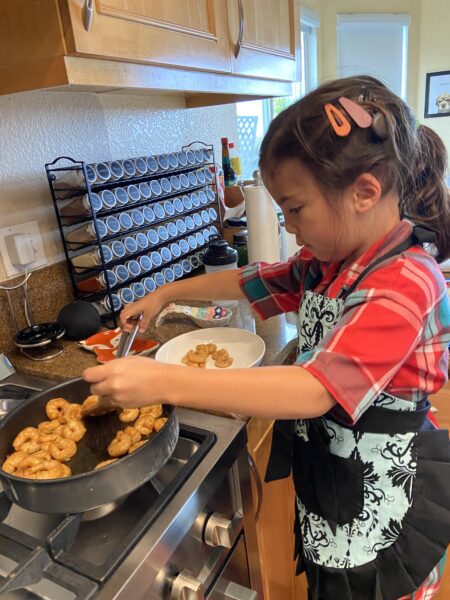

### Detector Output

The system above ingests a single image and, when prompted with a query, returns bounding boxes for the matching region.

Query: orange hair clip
[324,103,351,137]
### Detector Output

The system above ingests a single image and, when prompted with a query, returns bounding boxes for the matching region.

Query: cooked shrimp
[2,451,28,474]
[139,404,163,419]
[50,438,77,461]
[38,420,61,434]
[46,398,69,421]
[13,427,40,452]
[107,431,132,457]
[62,403,82,422]
[31,450,52,462]
[38,431,60,443]
[123,426,141,444]
[118,408,140,423]
[60,464,72,478]
[128,440,147,453]
[94,458,118,469]
[82,395,98,411]
[134,415,155,436]
[61,420,86,442]
[21,460,65,480]
[15,454,45,472]
[154,417,168,432]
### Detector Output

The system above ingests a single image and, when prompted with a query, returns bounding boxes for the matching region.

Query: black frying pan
[0,378,179,514]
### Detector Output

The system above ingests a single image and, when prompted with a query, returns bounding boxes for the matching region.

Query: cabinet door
[249,423,307,600]
[60,0,232,73]
[227,0,300,81]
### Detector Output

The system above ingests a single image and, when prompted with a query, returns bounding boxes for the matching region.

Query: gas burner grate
[0,425,215,596]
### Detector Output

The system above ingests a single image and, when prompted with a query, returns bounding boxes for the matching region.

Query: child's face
[264,160,358,263]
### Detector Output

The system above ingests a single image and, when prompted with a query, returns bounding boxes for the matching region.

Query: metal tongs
[82,316,142,417]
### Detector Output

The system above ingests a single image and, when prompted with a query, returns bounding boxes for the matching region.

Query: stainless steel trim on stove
[95,408,262,600]
[211,581,257,600]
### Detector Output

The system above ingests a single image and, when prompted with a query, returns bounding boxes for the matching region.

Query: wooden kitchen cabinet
[247,418,307,600]
[227,0,300,81]
[429,385,450,600]
[0,0,296,103]
[60,0,232,73]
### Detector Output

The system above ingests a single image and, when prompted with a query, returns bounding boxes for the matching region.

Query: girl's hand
[120,289,167,333]
[83,356,171,408]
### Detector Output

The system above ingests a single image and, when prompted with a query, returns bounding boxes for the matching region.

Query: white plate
[155,327,265,369]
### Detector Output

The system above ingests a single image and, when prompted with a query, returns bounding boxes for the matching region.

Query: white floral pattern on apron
[295,290,418,568]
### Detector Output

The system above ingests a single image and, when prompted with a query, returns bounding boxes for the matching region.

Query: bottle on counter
[222,216,247,246]
[221,137,237,187]
[228,142,242,180]
[201,235,239,307]
[232,229,249,267]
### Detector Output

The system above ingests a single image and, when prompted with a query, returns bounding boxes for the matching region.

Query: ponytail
[403,126,450,262]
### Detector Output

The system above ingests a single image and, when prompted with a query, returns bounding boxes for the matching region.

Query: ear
[351,173,382,214]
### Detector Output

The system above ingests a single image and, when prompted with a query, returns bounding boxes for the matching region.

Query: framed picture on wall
[424,70,450,118]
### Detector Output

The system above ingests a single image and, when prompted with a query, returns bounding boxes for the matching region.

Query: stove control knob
[203,512,242,548]
[171,569,205,600]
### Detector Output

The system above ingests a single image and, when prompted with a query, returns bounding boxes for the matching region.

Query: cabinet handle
[247,452,263,522]
[234,0,245,58]
[82,0,94,32]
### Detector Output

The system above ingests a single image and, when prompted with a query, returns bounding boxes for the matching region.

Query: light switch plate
[0,221,47,277]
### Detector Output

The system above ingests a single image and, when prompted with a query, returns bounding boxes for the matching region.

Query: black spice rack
[45,142,222,327]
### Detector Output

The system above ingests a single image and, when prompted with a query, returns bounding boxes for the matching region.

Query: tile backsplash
[0,90,239,281]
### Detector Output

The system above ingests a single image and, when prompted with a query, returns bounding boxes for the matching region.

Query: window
[236,7,319,179]
[337,14,410,99]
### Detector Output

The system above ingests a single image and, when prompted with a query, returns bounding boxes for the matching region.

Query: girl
[84,76,450,599]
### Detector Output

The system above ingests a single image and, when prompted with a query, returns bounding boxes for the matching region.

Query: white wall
[0,91,238,281]
[416,0,450,152]
[302,0,449,166]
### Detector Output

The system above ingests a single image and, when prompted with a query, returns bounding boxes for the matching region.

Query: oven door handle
[209,580,258,600]
[247,451,263,523]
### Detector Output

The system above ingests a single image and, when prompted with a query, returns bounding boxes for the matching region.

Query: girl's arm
[121,269,245,331]
[83,357,336,419]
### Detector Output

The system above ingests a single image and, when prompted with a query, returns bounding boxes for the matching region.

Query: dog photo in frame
[424,70,450,118]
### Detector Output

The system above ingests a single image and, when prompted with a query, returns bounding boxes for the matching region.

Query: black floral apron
[266,227,450,600]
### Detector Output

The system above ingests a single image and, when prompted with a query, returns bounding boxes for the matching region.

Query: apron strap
[340,224,436,301]
[327,398,431,434]
[265,420,295,482]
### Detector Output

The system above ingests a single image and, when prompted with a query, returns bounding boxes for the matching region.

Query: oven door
[207,534,258,600]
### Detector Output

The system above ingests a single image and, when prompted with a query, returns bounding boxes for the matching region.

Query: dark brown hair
[260,75,450,261]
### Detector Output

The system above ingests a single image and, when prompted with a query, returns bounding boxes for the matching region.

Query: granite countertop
[9,300,298,396]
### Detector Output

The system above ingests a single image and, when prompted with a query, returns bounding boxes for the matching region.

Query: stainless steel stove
[0,377,263,599]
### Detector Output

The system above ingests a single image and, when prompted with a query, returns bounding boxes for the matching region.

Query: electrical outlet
[0,221,47,277]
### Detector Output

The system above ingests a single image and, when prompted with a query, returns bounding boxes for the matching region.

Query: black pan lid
[14,322,65,348]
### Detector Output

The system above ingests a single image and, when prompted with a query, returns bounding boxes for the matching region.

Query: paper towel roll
[244,184,280,263]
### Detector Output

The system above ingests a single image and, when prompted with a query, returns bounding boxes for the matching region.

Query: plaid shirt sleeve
[238,249,317,319]
[297,255,450,424]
